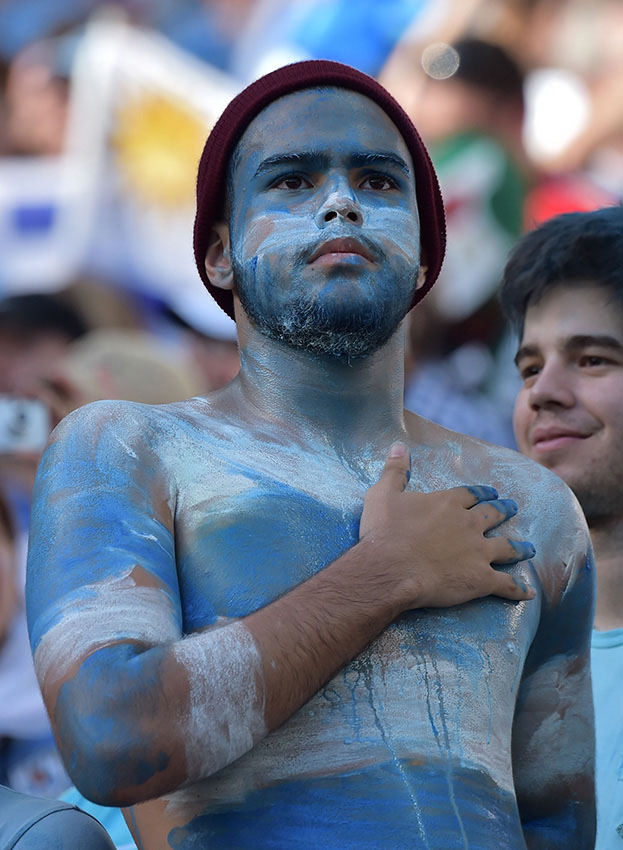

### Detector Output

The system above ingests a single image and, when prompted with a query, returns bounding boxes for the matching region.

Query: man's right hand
[359,441,536,609]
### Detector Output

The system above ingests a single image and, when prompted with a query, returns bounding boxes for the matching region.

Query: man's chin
[277,326,396,361]
[237,276,416,360]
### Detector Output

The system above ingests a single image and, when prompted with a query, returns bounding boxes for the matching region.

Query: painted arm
[512,492,596,849]
[27,401,535,806]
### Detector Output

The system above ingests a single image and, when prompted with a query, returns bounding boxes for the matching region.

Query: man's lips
[307,237,376,265]
[529,425,590,452]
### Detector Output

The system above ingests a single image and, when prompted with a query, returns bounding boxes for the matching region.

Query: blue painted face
[226,87,422,360]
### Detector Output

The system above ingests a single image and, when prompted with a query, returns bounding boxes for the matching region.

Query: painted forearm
[45,619,266,806]
[247,536,404,731]
[39,539,402,806]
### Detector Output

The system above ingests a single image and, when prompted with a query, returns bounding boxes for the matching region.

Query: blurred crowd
[0,0,621,798]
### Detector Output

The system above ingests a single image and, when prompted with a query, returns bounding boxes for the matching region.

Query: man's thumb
[379,441,411,491]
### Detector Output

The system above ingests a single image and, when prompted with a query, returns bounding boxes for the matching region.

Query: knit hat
[194,60,446,320]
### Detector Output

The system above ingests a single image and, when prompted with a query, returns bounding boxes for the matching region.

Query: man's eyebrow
[253,150,411,177]
[514,344,538,367]
[564,334,623,353]
[349,152,411,174]
[514,335,623,367]
[254,151,329,177]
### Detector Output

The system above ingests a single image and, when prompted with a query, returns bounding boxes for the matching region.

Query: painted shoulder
[49,396,207,453]
[37,397,216,504]
[410,415,591,592]
[470,436,592,603]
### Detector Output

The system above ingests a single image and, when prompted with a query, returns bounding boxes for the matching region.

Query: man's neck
[231,316,408,458]
[590,517,623,632]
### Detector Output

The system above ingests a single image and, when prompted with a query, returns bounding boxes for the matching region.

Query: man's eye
[579,355,606,367]
[520,364,541,381]
[360,173,397,191]
[273,175,311,190]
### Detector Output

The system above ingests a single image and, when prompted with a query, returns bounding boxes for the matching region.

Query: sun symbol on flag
[112,93,209,207]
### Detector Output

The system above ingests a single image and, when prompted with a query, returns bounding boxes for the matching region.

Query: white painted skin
[171,621,266,781]
[34,569,180,696]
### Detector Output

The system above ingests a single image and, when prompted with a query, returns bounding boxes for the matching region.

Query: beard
[232,252,418,361]
[571,472,623,529]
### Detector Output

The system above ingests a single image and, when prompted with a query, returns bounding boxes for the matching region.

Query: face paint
[227,88,422,360]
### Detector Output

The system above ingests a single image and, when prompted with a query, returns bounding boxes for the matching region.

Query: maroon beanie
[194,59,446,320]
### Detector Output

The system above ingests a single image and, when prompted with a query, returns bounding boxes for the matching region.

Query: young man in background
[501,205,623,850]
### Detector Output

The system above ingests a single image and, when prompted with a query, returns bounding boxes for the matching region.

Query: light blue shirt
[592,628,623,849]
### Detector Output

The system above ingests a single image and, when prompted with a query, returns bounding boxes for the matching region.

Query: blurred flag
[0,154,89,294]
[0,11,239,334]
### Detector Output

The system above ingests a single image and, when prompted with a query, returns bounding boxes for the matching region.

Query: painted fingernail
[511,540,536,559]
[389,441,407,458]
[469,484,498,501]
[513,577,536,598]
[498,498,518,515]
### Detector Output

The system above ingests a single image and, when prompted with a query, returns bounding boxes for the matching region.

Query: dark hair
[0,293,87,341]
[451,38,524,109]
[499,205,623,334]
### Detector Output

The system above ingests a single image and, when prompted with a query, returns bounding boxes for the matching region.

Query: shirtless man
[500,205,623,850]
[26,61,595,850]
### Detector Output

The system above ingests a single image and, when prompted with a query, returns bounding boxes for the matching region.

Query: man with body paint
[500,205,623,850]
[25,62,595,850]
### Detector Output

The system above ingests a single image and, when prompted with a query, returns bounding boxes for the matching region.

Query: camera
[0,397,51,453]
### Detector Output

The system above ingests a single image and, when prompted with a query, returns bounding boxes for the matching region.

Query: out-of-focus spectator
[2,39,71,156]
[62,327,201,405]
[411,37,530,324]
[0,486,70,798]
[0,293,87,798]
[380,0,622,207]
[388,37,528,446]
[520,0,623,223]
[404,299,516,448]
[0,293,87,397]
[0,294,87,513]
[379,0,532,115]
[163,300,239,392]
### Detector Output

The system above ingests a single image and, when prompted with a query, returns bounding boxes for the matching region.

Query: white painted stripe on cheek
[172,621,266,781]
[33,571,180,692]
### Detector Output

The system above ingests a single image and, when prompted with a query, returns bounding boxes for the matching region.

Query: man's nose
[315,179,363,227]
[528,362,575,410]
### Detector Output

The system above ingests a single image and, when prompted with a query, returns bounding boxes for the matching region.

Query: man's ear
[204,223,234,291]
[416,262,428,290]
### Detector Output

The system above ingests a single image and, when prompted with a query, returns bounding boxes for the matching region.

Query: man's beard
[233,255,418,361]
[572,474,623,529]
